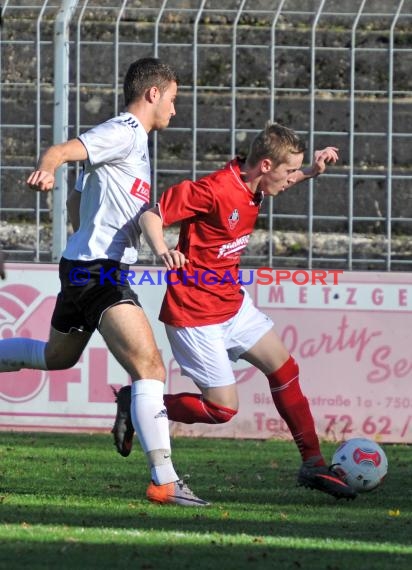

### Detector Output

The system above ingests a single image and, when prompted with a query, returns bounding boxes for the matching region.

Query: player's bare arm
[27,138,88,192]
[297,146,339,183]
[139,206,186,270]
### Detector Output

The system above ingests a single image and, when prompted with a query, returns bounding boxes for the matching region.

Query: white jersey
[63,112,151,265]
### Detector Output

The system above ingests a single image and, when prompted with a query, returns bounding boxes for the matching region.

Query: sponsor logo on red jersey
[217,235,250,258]
[228,208,240,230]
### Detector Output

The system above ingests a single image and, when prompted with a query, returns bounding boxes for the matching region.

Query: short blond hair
[246,122,306,168]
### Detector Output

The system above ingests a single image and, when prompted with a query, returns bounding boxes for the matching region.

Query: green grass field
[0,432,411,570]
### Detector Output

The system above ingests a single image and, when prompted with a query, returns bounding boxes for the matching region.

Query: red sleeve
[157,178,215,227]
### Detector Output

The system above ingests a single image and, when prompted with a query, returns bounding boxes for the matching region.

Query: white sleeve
[79,120,135,166]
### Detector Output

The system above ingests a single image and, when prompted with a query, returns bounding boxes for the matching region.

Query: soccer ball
[332,437,388,493]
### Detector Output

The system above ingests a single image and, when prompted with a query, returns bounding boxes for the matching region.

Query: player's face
[260,152,304,197]
[153,81,178,130]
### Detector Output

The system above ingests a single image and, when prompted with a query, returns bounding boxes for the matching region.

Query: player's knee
[44,354,77,370]
[45,347,77,369]
[203,398,238,423]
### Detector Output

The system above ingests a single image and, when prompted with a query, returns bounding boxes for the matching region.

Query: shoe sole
[147,494,210,507]
[298,476,357,500]
[111,416,134,457]
[146,482,210,507]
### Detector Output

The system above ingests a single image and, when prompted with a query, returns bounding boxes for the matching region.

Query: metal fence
[1,0,412,269]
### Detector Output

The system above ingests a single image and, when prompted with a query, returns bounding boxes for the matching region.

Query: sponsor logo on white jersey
[130,177,151,203]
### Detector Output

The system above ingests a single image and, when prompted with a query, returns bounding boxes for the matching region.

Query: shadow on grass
[0,539,411,570]
[0,433,411,549]
[0,499,409,546]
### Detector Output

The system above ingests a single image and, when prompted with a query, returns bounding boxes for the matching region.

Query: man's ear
[146,86,160,103]
[261,158,272,173]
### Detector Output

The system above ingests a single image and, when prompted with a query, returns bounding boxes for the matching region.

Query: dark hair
[123,58,178,106]
[247,122,306,167]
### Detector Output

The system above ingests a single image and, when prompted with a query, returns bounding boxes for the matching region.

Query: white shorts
[165,289,274,389]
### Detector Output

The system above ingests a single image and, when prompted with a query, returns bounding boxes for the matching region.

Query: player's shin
[267,355,324,466]
[130,379,179,484]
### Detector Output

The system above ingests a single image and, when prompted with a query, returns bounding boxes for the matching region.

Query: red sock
[164,392,237,424]
[267,355,325,465]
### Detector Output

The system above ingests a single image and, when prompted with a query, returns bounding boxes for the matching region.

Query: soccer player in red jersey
[113,122,356,500]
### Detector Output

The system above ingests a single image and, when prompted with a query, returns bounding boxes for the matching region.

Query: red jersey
[158,159,263,327]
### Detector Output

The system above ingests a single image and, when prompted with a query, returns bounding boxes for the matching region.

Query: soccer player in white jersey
[0,58,207,507]
[113,122,357,500]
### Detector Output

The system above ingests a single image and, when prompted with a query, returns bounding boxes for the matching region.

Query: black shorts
[51,258,142,334]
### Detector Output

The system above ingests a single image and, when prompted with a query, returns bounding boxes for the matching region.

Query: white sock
[0,338,47,371]
[131,379,178,485]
